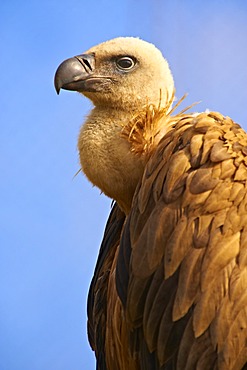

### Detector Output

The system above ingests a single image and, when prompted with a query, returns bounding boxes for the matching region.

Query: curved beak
[54,53,95,94]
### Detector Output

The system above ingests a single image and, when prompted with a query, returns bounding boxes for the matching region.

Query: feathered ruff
[121,91,198,158]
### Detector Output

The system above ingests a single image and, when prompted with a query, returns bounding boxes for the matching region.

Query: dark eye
[116,56,136,70]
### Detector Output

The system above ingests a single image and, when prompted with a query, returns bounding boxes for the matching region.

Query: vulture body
[55,37,247,370]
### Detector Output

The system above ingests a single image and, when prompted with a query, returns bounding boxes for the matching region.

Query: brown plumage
[54,37,247,369]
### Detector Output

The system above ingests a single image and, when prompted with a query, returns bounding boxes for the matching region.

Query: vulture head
[55,37,174,213]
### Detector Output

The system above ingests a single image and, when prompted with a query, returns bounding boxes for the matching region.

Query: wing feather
[172,248,203,320]
[164,215,193,279]
[116,112,247,369]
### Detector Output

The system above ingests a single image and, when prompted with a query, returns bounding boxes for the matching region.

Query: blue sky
[1,1,247,369]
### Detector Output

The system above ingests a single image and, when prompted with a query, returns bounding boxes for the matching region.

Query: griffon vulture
[54,37,247,370]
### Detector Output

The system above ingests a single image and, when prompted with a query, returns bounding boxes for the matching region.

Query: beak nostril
[75,53,95,73]
[82,58,92,71]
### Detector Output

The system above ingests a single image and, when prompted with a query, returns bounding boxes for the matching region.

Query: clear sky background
[1,1,247,369]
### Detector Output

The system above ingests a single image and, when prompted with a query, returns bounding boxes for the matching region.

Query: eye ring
[116,56,136,71]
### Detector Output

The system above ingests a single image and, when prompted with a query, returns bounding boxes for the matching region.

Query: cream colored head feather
[55,37,175,213]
